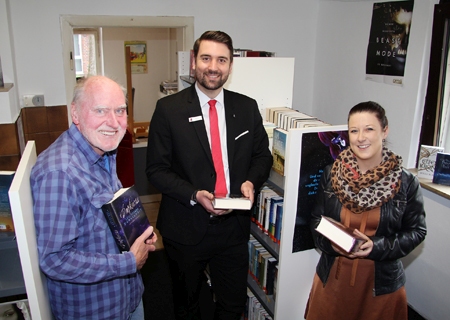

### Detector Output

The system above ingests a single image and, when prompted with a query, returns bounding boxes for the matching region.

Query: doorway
[60,15,194,123]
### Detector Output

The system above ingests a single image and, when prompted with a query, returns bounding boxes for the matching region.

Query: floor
[141,198,215,320]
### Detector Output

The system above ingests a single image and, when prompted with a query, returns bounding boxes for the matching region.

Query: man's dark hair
[193,31,234,62]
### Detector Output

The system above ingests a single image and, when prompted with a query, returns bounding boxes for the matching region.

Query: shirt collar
[195,82,225,108]
[68,123,115,166]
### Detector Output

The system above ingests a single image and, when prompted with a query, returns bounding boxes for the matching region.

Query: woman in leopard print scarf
[305,101,426,320]
[331,146,402,214]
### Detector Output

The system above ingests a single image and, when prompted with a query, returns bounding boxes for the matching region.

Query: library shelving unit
[252,124,347,319]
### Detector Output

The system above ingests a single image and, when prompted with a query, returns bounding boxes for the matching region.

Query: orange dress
[304,207,407,320]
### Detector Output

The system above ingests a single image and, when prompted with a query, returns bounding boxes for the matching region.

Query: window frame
[419,2,450,160]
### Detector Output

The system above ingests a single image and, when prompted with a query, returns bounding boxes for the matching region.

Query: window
[73,34,83,76]
[419,2,450,158]
[73,29,99,78]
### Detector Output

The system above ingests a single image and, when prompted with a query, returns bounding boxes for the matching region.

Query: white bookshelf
[273,125,347,319]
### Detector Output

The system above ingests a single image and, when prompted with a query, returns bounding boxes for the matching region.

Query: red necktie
[208,100,228,196]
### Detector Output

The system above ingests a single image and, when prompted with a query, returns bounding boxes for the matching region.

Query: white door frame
[60,15,194,123]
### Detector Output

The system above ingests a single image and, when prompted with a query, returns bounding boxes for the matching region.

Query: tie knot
[208,100,217,108]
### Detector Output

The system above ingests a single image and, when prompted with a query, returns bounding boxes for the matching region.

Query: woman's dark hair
[193,31,234,62]
[348,101,388,129]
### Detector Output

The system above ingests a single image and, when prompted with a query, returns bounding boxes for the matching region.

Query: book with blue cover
[432,152,450,186]
[272,128,287,176]
[102,185,152,252]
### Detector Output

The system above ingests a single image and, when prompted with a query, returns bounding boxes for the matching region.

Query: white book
[315,216,365,253]
[417,145,444,179]
[212,194,251,210]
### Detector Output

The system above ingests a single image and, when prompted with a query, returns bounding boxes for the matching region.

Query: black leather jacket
[311,165,427,296]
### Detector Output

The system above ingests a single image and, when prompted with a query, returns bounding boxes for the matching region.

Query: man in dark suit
[146,31,273,319]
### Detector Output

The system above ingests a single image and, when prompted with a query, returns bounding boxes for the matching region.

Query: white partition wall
[9,141,53,320]
[274,125,347,319]
[225,57,295,116]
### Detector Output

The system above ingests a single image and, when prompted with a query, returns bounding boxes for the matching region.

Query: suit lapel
[186,85,214,165]
[224,90,236,171]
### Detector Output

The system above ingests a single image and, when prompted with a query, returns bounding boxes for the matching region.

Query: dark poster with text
[366,1,414,86]
[292,130,349,253]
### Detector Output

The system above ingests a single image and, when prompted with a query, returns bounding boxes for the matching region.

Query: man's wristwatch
[190,190,199,206]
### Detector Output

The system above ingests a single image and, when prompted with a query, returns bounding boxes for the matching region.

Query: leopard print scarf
[331,147,402,214]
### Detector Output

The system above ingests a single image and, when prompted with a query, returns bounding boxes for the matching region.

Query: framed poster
[124,41,147,63]
[365,1,414,86]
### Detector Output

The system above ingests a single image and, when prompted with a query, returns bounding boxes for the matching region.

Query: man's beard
[195,70,229,91]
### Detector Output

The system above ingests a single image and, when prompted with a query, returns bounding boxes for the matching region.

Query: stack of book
[248,235,278,296]
[253,186,284,244]
[265,106,330,131]
[233,49,275,57]
[159,80,178,95]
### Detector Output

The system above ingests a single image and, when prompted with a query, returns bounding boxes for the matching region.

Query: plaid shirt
[31,124,143,320]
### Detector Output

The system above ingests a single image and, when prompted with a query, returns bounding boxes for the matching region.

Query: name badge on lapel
[189,116,203,122]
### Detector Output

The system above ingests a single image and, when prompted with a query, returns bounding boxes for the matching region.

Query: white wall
[102,27,175,122]
[313,0,437,168]
[1,0,317,123]
[402,189,450,320]
[0,0,19,123]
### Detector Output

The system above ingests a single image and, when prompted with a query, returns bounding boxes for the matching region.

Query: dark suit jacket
[146,84,273,245]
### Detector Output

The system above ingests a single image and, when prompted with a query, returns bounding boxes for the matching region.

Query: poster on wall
[292,129,349,253]
[125,41,148,74]
[365,1,414,86]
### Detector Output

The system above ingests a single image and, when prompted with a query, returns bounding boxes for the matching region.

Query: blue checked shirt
[31,124,143,320]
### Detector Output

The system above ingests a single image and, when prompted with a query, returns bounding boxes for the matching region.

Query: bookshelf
[255,124,348,319]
